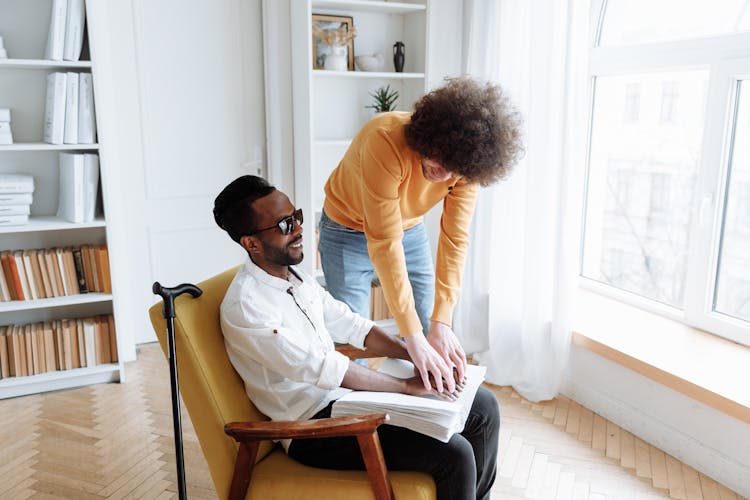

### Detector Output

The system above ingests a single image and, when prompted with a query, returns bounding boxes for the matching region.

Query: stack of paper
[332,359,487,443]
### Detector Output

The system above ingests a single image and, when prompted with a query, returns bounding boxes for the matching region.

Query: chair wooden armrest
[224,413,394,500]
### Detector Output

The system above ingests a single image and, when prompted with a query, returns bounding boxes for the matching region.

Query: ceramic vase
[324,44,348,71]
[393,41,405,72]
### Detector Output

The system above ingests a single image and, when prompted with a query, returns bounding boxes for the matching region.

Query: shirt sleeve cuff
[430,301,454,328]
[395,309,423,337]
[347,317,375,349]
[318,350,350,389]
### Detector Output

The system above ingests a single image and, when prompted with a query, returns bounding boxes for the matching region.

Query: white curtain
[453,0,588,401]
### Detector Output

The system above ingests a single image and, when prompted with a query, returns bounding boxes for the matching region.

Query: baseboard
[562,345,750,497]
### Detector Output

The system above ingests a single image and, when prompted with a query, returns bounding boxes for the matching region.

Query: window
[581,1,750,345]
[599,0,750,46]
[660,82,679,124]
[714,82,750,323]
[623,83,641,122]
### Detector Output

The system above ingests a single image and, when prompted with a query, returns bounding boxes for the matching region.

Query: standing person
[213,175,501,500]
[318,77,523,394]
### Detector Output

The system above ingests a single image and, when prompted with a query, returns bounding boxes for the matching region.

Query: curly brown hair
[404,77,524,186]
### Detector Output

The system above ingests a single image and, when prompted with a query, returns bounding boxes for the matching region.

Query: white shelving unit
[290,0,430,276]
[0,0,123,398]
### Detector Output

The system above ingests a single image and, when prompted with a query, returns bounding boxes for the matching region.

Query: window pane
[582,71,709,307]
[600,0,750,46]
[715,81,750,323]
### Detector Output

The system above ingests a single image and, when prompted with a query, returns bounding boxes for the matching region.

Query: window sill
[572,289,750,424]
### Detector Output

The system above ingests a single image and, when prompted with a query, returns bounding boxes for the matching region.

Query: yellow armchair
[148,267,436,500]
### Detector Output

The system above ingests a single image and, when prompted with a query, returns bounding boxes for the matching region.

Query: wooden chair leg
[228,441,260,500]
[356,431,394,500]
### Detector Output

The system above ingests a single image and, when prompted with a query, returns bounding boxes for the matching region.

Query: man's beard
[267,236,304,266]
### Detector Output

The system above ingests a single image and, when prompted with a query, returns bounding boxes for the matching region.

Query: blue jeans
[318,210,435,336]
[289,387,500,500]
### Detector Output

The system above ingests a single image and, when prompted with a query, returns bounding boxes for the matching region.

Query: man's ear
[240,235,260,255]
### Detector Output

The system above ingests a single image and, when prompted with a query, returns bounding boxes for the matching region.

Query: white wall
[563,345,750,496]
[89,0,266,354]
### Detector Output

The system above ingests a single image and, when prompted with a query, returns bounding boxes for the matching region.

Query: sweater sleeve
[431,179,479,326]
[359,130,423,337]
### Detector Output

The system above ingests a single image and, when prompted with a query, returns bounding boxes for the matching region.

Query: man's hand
[427,321,467,384]
[403,376,461,401]
[404,333,455,393]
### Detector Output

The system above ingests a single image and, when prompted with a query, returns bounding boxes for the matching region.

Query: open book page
[332,359,487,442]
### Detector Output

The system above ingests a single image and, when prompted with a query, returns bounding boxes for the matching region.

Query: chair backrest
[148,266,275,499]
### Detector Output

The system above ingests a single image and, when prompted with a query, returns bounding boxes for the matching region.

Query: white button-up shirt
[220,258,374,434]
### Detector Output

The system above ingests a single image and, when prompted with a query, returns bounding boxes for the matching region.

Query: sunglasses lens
[277,209,303,235]
[279,217,293,235]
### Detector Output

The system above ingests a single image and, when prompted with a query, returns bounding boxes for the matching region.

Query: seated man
[213,175,500,500]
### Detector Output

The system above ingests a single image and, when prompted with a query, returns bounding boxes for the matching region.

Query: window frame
[580,0,750,347]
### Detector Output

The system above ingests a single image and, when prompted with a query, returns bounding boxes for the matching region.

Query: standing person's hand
[428,321,467,384]
[404,333,455,394]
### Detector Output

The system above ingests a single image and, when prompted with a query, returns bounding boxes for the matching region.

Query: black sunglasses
[248,208,303,236]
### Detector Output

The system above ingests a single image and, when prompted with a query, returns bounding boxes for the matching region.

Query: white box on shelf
[0,108,10,122]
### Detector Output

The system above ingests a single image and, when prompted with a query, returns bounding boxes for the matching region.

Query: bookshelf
[283,0,428,326]
[0,0,123,397]
[289,0,429,274]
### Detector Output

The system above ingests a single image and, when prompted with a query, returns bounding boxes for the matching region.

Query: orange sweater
[323,112,479,337]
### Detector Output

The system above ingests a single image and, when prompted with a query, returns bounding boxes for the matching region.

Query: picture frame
[312,14,355,71]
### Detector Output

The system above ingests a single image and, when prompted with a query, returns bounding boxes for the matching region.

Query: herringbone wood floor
[0,343,744,499]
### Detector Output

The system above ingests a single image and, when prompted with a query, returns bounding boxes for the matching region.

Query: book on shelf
[78,73,97,144]
[331,358,487,443]
[0,122,13,145]
[0,244,110,302]
[0,263,10,301]
[44,0,68,61]
[0,194,33,206]
[57,153,99,223]
[0,215,29,226]
[13,251,32,301]
[83,154,99,221]
[0,108,13,146]
[2,250,25,300]
[21,250,40,300]
[0,327,8,379]
[63,0,86,61]
[0,35,7,59]
[44,72,67,145]
[72,248,88,293]
[63,72,79,144]
[0,174,34,194]
[0,206,30,216]
[0,314,117,379]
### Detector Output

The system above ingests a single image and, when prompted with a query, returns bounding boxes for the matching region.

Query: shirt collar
[243,256,304,291]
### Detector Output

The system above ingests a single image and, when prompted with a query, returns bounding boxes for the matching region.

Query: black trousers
[288,387,501,500]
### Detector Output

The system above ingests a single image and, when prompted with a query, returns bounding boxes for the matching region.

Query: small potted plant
[366,85,399,113]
